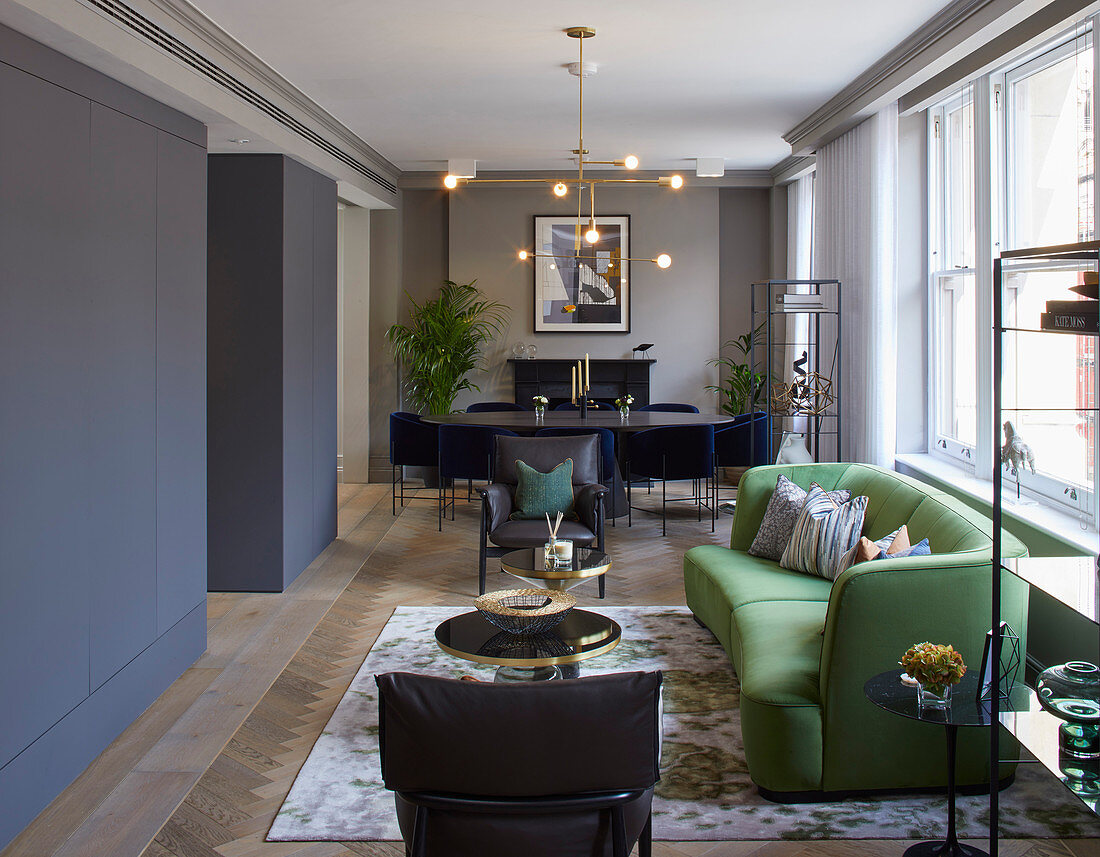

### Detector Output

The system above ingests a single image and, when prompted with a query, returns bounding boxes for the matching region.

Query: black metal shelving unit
[993,240,1100,854]
[749,279,842,464]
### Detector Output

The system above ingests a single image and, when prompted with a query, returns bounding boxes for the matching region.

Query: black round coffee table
[865,669,1030,857]
[436,608,621,682]
[500,547,611,591]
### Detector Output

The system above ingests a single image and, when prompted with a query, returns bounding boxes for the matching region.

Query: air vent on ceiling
[81,0,398,196]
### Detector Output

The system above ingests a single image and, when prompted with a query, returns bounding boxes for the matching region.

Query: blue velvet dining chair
[466,402,526,413]
[636,403,700,413]
[713,412,770,504]
[625,424,715,536]
[438,424,519,531]
[389,412,440,516]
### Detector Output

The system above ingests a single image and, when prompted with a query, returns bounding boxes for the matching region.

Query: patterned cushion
[780,484,868,579]
[875,538,931,560]
[748,474,852,561]
[510,458,576,520]
[833,525,909,580]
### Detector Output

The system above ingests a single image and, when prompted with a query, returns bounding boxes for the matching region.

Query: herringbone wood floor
[5,483,1099,857]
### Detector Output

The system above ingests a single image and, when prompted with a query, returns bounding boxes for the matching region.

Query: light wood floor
[4,483,1098,857]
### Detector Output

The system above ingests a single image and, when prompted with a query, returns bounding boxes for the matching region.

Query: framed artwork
[533,214,630,333]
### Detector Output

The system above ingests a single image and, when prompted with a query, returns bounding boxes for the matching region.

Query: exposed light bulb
[549,263,556,270]
[656,253,672,269]
[518,250,529,260]
[443,174,458,189]
[623,154,639,170]
[553,182,568,197]
[585,227,600,244]
[670,174,684,189]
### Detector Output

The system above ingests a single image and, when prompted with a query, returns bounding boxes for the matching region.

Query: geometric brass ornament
[772,372,835,416]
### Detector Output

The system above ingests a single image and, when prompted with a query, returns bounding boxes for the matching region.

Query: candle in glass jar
[552,539,573,562]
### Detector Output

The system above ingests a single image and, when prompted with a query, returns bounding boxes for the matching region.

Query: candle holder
[579,395,588,419]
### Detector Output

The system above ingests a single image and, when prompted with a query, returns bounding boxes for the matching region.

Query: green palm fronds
[385,280,510,415]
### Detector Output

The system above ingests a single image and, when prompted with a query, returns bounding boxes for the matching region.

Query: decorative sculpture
[1000,421,1036,476]
[772,372,835,417]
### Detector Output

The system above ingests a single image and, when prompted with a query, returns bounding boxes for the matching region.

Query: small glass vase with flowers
[900,642,967,710]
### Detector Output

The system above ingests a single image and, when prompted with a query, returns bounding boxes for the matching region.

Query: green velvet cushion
[511,458,576,520]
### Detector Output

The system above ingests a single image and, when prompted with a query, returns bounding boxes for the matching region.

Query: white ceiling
[186,0,954,172]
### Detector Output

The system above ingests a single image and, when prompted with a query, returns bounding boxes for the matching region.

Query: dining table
[422,410,738,519]
[421,410,738,432]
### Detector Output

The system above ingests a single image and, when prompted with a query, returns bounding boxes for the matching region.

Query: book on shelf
[773,293,825,311]
[1039,311,1100,333]
[1044,299,1099,315]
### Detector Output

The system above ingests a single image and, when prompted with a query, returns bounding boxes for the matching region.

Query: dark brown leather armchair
[376,671,662,857]
[478,434,608,595]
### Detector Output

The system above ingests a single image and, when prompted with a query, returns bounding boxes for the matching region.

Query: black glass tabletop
[865,669,1032,727]
[501,547,611,580]
[435,609,621,667]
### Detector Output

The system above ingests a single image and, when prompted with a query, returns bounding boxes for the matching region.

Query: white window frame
[926,20,1099,518]
[929,90,978,467]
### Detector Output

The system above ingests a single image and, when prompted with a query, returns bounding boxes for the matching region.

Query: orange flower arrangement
[900,642,966,695]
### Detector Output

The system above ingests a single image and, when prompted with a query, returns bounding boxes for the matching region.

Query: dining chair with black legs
[389,411,440,516]
[466,402,526,413]
[636,403,700,413]
[438,425,519,531]
[713,411,770,505]
[625,424,715,536]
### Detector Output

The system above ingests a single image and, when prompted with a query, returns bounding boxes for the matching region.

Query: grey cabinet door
[86,103,158,691]
[312,173,338,553]
[281,157,316,588]
[156,131,208,635]
[0,64,93,768]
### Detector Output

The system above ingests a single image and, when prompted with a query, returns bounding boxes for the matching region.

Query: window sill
[895,453,1098,556]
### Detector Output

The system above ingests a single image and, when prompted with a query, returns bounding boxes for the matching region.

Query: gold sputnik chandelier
[442,26,681,268]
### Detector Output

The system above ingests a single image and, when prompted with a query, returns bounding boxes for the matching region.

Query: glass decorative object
[512,342,526,358]
[525,343,538,359]
[1036,661,1100,796]
[917,681,952,709]
[534,405,545,419]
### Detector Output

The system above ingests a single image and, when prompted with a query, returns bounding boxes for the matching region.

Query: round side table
[500,547,611,592]
[436,608,621,682]
[864,669,1028,857]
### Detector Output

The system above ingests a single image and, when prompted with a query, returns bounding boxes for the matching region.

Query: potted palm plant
[705,322,767,416]
[386,280,510,415]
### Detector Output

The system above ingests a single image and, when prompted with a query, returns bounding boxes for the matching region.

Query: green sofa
[684,463,1028,799]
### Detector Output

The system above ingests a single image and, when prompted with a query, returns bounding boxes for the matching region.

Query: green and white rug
[268,606,1100,842]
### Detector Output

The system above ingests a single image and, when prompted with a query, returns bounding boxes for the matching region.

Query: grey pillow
[748,474,852,561]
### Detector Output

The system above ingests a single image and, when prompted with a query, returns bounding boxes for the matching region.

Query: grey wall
[719,188,772,368]
[207,154,338,592]
[365,184,772,476]
[0,24,206,848]
[340,206,373,482]
[446,185,723,410]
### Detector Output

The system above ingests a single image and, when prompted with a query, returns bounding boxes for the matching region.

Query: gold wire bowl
[474,588,577,635]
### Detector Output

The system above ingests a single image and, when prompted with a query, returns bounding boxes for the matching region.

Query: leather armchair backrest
[377,671,662,796]
[494,434,600,485]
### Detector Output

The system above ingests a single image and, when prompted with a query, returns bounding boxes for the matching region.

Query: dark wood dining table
[421,410,737,432]
[423,410,737,520]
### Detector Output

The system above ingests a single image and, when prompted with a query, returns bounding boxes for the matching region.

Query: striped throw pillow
[780,484,868,579]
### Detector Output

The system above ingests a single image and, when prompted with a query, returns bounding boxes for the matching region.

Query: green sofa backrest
[730,462,1024,557]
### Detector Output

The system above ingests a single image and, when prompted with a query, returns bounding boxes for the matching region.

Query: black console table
[508,358,656,409]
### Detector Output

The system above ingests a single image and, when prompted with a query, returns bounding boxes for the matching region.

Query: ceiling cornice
[91,0,400,186]
[783,0,1056,154]
[769,155,816,186]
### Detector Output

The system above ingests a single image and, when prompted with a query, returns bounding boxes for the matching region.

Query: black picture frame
[976,621,1021,702]
[531,214,631,334]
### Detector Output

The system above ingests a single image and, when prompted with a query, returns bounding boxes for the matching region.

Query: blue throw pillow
[511,458,576,520]
[875,538,931,560]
